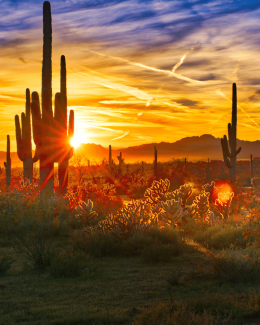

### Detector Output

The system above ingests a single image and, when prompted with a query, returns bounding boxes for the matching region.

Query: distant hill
[2,134,260,166]
[75,134,260,163]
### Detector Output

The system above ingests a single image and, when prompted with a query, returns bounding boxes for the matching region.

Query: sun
[70,132,83,148]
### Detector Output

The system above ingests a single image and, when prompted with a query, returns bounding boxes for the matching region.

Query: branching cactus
[31,2,74,194]
[31,88,74,193]
[215,191,234,221]
[117,152,124,169]
[4,135,11,186]
[193,192,210,221]
[15,89,38,180]
[161,198,188,226]
[221,83,242,180]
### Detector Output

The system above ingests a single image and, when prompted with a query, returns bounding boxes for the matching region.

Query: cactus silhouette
[109,145,112,166]
[15,89,38,180]
[250,154,253,179]
[221,83,241,180]
[31,1,74,193]
[4,135,11,186]
[154,145,158,176]
[205,158,210,180]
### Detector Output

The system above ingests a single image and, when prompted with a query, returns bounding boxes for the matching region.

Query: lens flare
[210,180,234,202]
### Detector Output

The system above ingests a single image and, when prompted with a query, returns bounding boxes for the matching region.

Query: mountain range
[2,134,260,167]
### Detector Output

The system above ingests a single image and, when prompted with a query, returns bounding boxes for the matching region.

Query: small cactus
[4,135,11,186]
[250,154,253,179]
[109,145,112,166]
[154,145,158,176]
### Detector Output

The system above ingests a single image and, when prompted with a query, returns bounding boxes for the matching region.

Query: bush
[207,249,260,283]
[0,255,13,275]
[132,302,231,325]
[72,231,122,257]
[194,225,246,249]
[49,249,88,278]
[11,195,68,271]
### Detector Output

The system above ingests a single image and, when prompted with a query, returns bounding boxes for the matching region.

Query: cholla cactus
[144,179,170,205]
[160,198,188,226]
[178,184,193,209]
[202,181,215,194]
[251,177,260,190]
[166,189,182,201]
[193,192,210,221]
[205,211,221,226]
[186,203,198,219]
[86,200,156,239]
[76,200,98,227]
[215,191,234,221]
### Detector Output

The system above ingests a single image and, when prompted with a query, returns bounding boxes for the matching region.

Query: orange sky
[1,0,260,152]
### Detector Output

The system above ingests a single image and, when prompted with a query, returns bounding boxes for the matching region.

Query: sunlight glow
[70,132,84,148]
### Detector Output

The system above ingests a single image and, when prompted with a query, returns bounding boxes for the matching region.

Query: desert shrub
[72,231,122,257]
[11,194,68,271]
[132,302,231,325]
[207,249,260,283]
[0,255,13,275]
[194,225,246,249]
[49,249,88,278]
[145,226,180,245]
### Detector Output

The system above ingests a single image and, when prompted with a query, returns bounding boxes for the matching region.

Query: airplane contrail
[172,45,195,73]
[112,131,129,140]
[216,89,260,128]
[91,77,153,101]
[88,50,205,85]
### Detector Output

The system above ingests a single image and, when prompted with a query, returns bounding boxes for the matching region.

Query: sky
[1,0,260,151]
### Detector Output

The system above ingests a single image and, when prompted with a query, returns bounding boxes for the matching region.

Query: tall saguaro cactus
[221,83,242,180]
[56,55,74,195]
[31,1,74,193]
[4,135,11,186]
[15,89,38,180]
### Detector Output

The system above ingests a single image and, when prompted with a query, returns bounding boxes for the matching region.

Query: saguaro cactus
[109,145,112,166]
[205,158,210,180]
[154,145,158,176]
[221,83,242,180]
[250,154,253,179]
[31,2,74,193]
[56,55,74,195]
[15,89,38,180]
[4,135,11,186]
[117,152,124,169]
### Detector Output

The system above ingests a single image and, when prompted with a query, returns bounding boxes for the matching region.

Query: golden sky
[1,0,260,151]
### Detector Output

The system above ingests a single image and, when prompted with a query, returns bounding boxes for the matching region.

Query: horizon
[1,1,260,152]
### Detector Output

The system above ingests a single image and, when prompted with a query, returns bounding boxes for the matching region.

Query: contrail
[216,89,260,128]
[88,50,205,85]
[91,77,153,101]
[112,131,129,140]
[172,45,195,73]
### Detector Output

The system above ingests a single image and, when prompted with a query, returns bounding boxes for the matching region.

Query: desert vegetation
[2,1,260,324]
